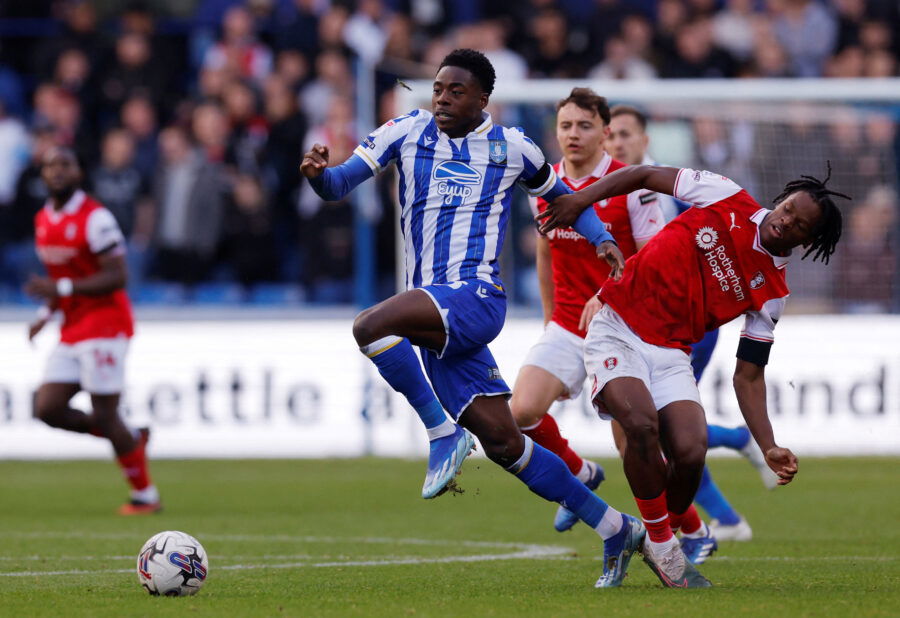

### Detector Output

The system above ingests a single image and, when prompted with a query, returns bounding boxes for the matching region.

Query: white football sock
[426,419,456,441]
[131,485,159,504]
[594,507,624,540]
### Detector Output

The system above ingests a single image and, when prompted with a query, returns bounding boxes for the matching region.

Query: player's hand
[765,446,798,486]
[28,317,48,342]
[597,240,625,281]
[535,192,590,234]
[300,143,330,179]
[24,275,57,301]
[578,296,603,332]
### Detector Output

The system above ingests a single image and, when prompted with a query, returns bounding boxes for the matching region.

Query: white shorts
[522,321,587,399]
[584,305,700,419]
[43,337,130,395]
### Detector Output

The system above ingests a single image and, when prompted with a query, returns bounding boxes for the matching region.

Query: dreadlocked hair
[773,161,849,264]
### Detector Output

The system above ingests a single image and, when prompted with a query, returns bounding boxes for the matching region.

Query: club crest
[489,139,507,164]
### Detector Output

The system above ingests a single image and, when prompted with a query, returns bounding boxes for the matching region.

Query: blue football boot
[595,514,646,588]
[554,460,605,532]
[422,425,475,499]
[680,527,718,565]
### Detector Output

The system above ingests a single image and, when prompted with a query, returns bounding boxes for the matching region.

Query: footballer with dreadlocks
[536,163,847,588]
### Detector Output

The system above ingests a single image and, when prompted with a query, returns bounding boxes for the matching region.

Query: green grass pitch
[0,457,897,616]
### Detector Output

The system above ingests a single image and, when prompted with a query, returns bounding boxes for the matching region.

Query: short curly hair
[438,48,496,95]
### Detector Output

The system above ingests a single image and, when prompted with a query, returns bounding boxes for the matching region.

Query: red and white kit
[586,169,790,414]
[526,154,664,398]
[34,190,134,394]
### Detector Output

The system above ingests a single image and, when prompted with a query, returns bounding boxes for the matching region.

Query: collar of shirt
[437,111,494,140]
[750,208,791,269]
[557,151,612,187]
[43,189,86,223]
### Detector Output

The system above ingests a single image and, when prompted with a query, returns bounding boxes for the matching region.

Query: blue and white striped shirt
[353,109,562,290]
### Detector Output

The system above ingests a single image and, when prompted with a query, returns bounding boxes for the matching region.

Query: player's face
[607,114,648,165]
[556,103,608,168]
[431,66,488,137]
[40,147,81,195]
[761,191,822,254]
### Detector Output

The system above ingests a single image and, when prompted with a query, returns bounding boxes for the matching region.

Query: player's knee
[619,414,659,446]
[33,397,61,426]
[670,441,707,472]
[352,308,383,346]
[479,430,524,468]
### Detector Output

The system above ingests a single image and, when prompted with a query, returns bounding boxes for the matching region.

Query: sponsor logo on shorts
[487,367,502,380]
[695,226,718,250]
[749,271,766,289]
[603,357,618,370]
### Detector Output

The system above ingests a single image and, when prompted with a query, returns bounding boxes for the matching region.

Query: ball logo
[65,223,78,240]
[695,226,718,250]
[750,271,766,289]
[603,357,618,370]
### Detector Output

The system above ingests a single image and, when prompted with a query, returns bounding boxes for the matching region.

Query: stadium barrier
[0,316,897,458]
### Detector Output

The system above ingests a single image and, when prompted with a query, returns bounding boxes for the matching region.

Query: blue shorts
[418,281,510,420]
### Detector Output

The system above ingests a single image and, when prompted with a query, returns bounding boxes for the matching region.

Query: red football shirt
[34,190,135,344]
[600,169,790,353]
[536,154,664,337]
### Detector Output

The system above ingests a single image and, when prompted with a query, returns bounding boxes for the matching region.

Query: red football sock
[635,492,674,543]
[521,414,583,475]
[668,510,684,533]
[676,504,703,535]
[116,443,151,492]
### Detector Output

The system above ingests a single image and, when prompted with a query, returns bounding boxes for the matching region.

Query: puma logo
[729,212,741,231]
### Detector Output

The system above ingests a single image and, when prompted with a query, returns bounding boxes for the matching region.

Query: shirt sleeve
[86,208,126,255]
[673,168,743,207]
[736,296,786,366]
[515,132,558,197]
[626,189,665,242]
[352,111,418,174]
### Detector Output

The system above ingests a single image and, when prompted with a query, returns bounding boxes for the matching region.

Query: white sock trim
[576,460,592,483]
[426,419,456,441]
[507,435,534,474]
[595,507,623,540]
[360,335,403,357]
[642,514,668,524]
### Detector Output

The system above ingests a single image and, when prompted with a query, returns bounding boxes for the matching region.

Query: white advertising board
[0,316,897,458]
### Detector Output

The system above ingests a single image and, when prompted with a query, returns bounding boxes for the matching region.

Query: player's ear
[479,92,489,110]
[602,125,611,140]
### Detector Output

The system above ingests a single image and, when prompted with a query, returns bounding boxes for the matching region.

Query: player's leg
[78,338,161,515]
[610,419,626,457]
[353,288,469,497]
[658,401,718,564]
[90,393,159,514]
[459,394,644,588]
[33,382,90,432]
[511,362,604,532]
[34,343,98,433]
[354,289,452,434]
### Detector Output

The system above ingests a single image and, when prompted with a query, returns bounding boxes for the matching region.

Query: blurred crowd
[0,0,897,307]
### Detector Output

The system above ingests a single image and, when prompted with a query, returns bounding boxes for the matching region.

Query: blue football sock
[361,336,447,430]
[694,466,741,525]
[707,424,751,450]
[509,437,621,536]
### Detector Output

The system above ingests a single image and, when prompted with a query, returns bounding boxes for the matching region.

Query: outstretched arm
[537,165,679,234]
[732,358,798,485]
[300,144,374,201]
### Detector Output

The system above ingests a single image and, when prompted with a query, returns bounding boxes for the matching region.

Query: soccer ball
[137,530,209,596]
